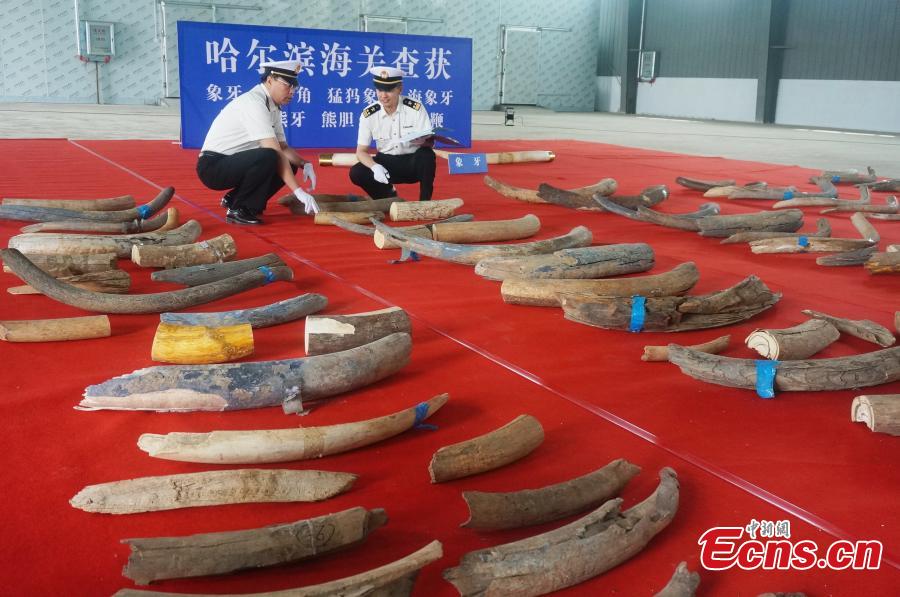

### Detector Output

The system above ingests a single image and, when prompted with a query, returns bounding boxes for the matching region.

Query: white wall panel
[776,79,900,133]
[595,76,621,112]
[635,77,757,122]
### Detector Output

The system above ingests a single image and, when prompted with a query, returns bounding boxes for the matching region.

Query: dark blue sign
[447,152,488,174]
[178,21,472,149]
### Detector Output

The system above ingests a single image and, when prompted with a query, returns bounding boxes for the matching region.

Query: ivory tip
[547,151,556,161]
[319,154,334,166]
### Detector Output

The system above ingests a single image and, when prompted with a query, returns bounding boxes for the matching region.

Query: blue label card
[447,152,488,174]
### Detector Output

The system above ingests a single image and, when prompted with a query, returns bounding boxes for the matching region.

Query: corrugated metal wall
[596,0,626,77]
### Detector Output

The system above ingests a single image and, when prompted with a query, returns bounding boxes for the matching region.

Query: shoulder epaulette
[362,103,381,118]
[402,97,422,110]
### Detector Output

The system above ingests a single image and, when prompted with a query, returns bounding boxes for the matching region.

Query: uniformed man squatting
[196,59,319,225]
[350,66,437,201]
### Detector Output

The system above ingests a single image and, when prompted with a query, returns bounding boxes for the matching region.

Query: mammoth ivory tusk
[132,233,236,268]
[0,186,173,223]
[314,211,384,225]
[151,322,254,364]
[561,276,780,332]
[501,262,699,307]
[654,561,700,597]
[772,184,872,210]
[436,149,556,164]
[138,393,449,464]
[305,306,411,356]
[430,214,540,243]
[667,345,900,392]
[8,269,131,295]
[461,458,640,530]
[696,209,804,237]
[745,319,840,360]
[595,196,719,230]
[70,469,357,514]
[0,315,111,342]
[121,506,387,585]
[721,218,831,244]
[161,293,326,329]
[443,468,679,596]
[642,334,731,362]
[851,394,900,436]
[2,248,293,314]
[538,184,664,211]
[675,176,736,191]
[475,243,655,281]
[334,212,473,237]
[278,193,401,215]
[7,220,202,258]
[429,414,543,483]
[389,198,464,221]
[483,175,616,203]
[864,251,900,274]
[2,251,117,278]
[151,253,286,286]
[865,178,900,192]
[2,194,134,210]
[815,245,877,267]
[726,177,836,200]
[112,540,443,597]
[801,309,896,347]
[371,220,593,266]
[820,193,898,214]
[851,211,880,243]
[750,237,875,254]
[19,207,179,233]
[80,332,412,413]
[818,167,877,185]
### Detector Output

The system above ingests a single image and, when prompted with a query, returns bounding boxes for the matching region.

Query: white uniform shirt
[357,96,431,156]
[201,84,286,155]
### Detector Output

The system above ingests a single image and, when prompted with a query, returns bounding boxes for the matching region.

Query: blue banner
[178,21,472,149]
[447,152,488,174]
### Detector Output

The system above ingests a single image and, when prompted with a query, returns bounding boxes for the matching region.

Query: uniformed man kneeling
[197,59,318,225]
[350,66,437,201]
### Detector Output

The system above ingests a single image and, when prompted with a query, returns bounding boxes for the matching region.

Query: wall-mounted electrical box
[638,50,657,82]
[82,21,115,61]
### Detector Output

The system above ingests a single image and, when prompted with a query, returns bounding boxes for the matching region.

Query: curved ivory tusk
[642,334,731,362]
[151,253,286,286]
[745,319,840,360]
[595,196,719,230]
[696,209,804,237]
[772,185,872,209]
[8,269,131,295]
[851,394,900,436]
[437,149,556,164]
[429,414,543,483]
[539,184,666,211]
[801,309,896,347]
[675,177,736,191]
[161,294,326,329]
[333,212,473,237]
[750,237,875,254]
[371,220,593,266]
[70,469,357,514]
[8,220,202,258]
[654,561,700,597]
[112,540,443,597]
[2,194,134,210]
[815,245,878,266]
[818,167,877,185]
[865,178,900,192]
[430,214,540,243]
[80,332,412,413]
[721,217,831,244]
[2,252,117,278]
[19,207,178,233]
[132,233,236,268]
[501,262,699,307]
[443,468,679,596]
[668,345,900,392]
[484,175,616,203]
[121,506,387,585]
[389,198,464,221]
[851,211,880,243]
[1,248,293,314]
[314,210,384,225]
[151,322,254,364]
[0,186,173,223]
[305,306,411,356]
[461,458,640,530]
[865,251,900,273]
[278,193,401,215]
[475,243,655,281]
[0,315,111,342]
[138,393,449,464]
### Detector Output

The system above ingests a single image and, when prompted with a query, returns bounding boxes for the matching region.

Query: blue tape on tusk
[798,235,809,248]
[755,360,779,399]
[629,295,646,333]
[257,265,276,284]
[782,191,794,200]
[831,175,841,183]
[413,402,438,430]
[389,247,420,264]
[137,204,151,219]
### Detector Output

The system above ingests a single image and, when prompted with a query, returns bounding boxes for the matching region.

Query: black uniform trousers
[349,147,436,201]
[196,148,296,214]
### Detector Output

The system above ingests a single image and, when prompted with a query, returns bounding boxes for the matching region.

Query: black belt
[199,151,225,158]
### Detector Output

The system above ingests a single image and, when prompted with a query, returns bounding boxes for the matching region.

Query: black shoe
[225,208,261,225]
[220,194,233,209]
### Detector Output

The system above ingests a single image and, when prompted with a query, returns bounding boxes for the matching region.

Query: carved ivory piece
[429,414,543,483]
[851,394,900,436]
[151,322,254,364]
[654,561,701,597]
[151,253,286,286]
[461,458,640,530]
[132,233,237,268]
[745,319,840,360]
[475,244,655,281]
[138,394,449,464]
[121,506,387,584]
[7,219,202,257]
[483,175,617,204]
[2,194,134,210]
[305,306,412,356]
[70,469,357,513]
[0,315,111,342]
[389,198,464,221]
[161,294,327,329]
[19,207,179,233]
[642,335,731,362]
[113,540,443,597]
[443,468,679,596]
[80,332,412,413]
[0,186,173,223]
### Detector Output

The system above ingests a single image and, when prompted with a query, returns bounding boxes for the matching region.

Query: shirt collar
[257,83,278,112]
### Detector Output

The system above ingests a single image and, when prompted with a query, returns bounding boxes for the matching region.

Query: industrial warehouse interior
[0,1,898,596]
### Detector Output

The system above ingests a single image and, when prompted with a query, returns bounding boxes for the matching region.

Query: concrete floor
[2,101,898,177]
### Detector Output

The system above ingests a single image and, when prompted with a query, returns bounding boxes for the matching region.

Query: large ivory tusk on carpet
[80,332,412,412]
[745,319,840,360]
[484,175,616,203]
[305,306,411,356]
[501,262,699,307]
[475,243,655,281]
[2,248,293,314]
[461,458,640,530]
[19,207,179,233]
[642,334,731,362]
[335,213,473,237]
[70,469,356,514]
[865,251,900,273]
[443,468,679,596]
[8,220,202,257]
[139,393,448,464]
[132,233,236,268]
[654,561,700,597]
[121,507,387,584]
[8,269,131,295]
[2,194,134,210]
[851,394,900,436]
[431,214,540,243]
[818,167,877,185]
[667,345,900,392]
[314,210,384,225]
[389,198,464,221]
[429,414,543,483]
[750,237,875,254]
[435,149,555,164]
[151,253,285,286]
[801,309,896,347]
[721,218,831,244]
[0,315,111,342]
[538,183,666,211]
[278,193,401,215]
[816,245,877,266]
[0,186,173,223]
[696,209,804,237]
[675,177,736,191]
[112,540,442,597]
[2,251,117,278]
[372,220,593,265]
[595,196,719,230]
[772,184,872,210]
[151,322,254,364]
[161,294,326,329]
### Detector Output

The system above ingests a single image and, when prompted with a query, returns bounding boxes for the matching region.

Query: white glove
[302,162,316,191]
[293,188,319,215]
[371,163,390,185]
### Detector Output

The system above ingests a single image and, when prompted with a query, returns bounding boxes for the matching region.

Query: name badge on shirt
[447,153,488,174]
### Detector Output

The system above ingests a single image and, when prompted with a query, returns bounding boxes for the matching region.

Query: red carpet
[0,137,897,595]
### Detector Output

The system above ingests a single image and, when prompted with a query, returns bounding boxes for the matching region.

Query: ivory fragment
[851,394,900,436]
[151,322,254,364]
[0,315,111,342]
